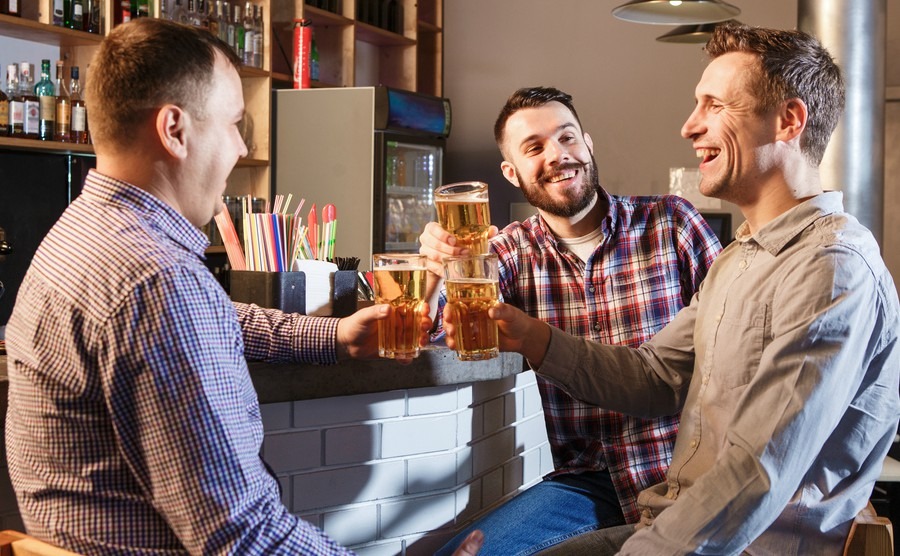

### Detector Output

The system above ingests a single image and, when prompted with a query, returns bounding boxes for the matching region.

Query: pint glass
[373,253,428,359]
[434,181,491,254]
[443,253,500,361]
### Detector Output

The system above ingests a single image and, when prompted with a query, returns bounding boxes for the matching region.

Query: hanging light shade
[655,19,741,43]
[612,0,741,25]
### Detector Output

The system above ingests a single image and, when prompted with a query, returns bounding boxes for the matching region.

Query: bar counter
[2,350,553,555]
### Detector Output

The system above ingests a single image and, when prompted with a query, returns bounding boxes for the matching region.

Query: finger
[452,530,484,556]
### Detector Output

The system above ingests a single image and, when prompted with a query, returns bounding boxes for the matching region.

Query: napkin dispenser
[230,265,357,317]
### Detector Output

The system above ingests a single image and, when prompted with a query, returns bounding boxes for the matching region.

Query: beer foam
[377,263,428,271]
[438,195,488,203]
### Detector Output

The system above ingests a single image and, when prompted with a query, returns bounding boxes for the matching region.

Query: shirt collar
[734,191,844,256]
[82,169,211,257]
[534,185,616,243]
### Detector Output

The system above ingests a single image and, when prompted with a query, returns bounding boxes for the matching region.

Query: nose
[681,106,704,140]
[544,139,568,165]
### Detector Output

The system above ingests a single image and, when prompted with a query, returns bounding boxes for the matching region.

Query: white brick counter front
[262,371,552,555]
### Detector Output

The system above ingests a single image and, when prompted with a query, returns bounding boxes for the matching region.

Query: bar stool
[0,530,82,556]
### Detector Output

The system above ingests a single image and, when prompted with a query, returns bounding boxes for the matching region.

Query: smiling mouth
[546,169,578,184]
[696,148,721,164]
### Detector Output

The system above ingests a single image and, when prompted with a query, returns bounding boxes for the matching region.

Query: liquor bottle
[52,0,65,26]
[170,0,186,23]
[69,0,84,29]
[20,63,40,140]
[309,31,319,82]
[241,1,254,66]
[206,0,219,36]
[0,71,8,137]
[70,67,88,144]
[225,1,235,49]
[137,0,149,18]
[187,0,201,27]
[85,0,101,32]
[34,60,56,141]
[251,4,263,68]
[215,0,227,42]
[3,0,21,16]
[55,61,71,142]
[232,3,245,60]
[7,65,23,137]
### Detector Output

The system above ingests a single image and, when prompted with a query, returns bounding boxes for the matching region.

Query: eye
[524,144,542,155]
[560,134,576,144]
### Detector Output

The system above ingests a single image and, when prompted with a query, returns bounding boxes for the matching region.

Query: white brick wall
[0,372,551,554]
[268,371,553,554]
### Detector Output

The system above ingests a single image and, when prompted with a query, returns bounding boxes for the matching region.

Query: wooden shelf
[0,136,94,155]
[354,21,415,47]
[239,66,270,79]
[0,13,102,46]
[417,20,441,33]
[236,157,269,168]
[302,4,353,27]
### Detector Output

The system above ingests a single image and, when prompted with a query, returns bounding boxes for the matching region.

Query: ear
[156,104,188,159]
[500,160,520,188]
[776,98,808,143]
[584,131,594,155]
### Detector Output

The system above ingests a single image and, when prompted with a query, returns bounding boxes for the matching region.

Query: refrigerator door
[376,135,443,253]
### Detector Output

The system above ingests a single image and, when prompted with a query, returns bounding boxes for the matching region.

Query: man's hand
[444,302,551,367]
[418,222,499,277]
[335,303,432,361]
[452,530,484,556]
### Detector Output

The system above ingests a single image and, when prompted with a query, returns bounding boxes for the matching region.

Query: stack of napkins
[291,259,339,316]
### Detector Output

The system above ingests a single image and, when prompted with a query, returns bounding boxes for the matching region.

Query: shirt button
[593,322,601,331]
[690,439,698,448]
[588,286,595,293]
[702,373,710,384]
[739,260,748,270]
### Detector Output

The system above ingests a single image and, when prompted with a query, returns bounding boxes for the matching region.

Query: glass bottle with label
[0,73,8,137]
[309,31,319,82]
[69,0,84,30]
[241,2,254,66]
[20,63,40,140]
[70,66,88,144]
[216,1,227,41]
[252,4,263,68]
[233,3,245,59]
[7,65,23,138]
[35,60,56,141]
[55,61,71,142]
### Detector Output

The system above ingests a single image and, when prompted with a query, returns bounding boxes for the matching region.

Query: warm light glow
[670,1,683,5]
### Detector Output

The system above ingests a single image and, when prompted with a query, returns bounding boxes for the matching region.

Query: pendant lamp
[612,0,741,25]
[655,20,741,43]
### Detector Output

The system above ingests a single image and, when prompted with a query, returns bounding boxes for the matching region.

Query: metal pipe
[797,0,886,243]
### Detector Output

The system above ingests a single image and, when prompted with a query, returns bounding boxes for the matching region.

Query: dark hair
[705,22,845,166]
[494,87,584,153]
[86,18,241,148]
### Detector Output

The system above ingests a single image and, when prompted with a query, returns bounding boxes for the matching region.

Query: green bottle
[34,59,56,141]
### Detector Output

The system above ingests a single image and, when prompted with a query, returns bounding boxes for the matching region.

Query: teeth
[548,170,576,183]
[695,148,720,159]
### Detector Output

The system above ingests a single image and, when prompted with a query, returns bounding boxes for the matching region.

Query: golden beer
[373,258,428,359]
[446,278,500,361]
[435,199,491,253]
[435,181,491,254]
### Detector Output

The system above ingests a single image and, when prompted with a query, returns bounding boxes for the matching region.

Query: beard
[514,155,601,218]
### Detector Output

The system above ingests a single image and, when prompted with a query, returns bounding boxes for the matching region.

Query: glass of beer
[373,253,428,359]
[443,253,500,361]
[434,181,491,254]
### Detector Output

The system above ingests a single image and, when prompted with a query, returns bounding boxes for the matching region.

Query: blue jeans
[435,470,626,556]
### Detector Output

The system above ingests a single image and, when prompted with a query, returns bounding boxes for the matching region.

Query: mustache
[538,162,588,184]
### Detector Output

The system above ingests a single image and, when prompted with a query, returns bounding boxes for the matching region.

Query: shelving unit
[0,0,442,204]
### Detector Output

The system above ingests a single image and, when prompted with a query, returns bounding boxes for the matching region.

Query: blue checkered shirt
[5,170,353,555]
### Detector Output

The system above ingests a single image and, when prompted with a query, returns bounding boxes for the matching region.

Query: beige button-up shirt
[536,192,900,555]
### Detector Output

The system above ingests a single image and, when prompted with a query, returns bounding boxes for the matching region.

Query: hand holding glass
[434,181,491,254]
[443,253,500,361]
[373,254,428,359]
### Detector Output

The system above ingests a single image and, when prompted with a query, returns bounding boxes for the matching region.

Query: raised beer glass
[443,253,500,361]
[373,253,428,359]
[434,181,491,254]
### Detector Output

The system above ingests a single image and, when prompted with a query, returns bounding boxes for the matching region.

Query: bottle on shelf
[85,0,101,32]
[310,31,319,82]
[55,61,71,142]
[69,0,85,29]
[1,0,21,16]
[197,0,208,28]
[136,0,150,18]
[215,1,227,42]
[207,0,219,36]
[0,69,8,137]
[19,63,40,140]
[232,3,245,60]
[7,65,23,137]
[170,0,186,23]
[241,1,254,66]
[69,66,88,144]
[251,4,263,68]
[225,1,235,50]
[52,0,65,26]
[35,59,56,141]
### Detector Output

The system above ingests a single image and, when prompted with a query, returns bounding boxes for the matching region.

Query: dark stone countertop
[1,350,524,404]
